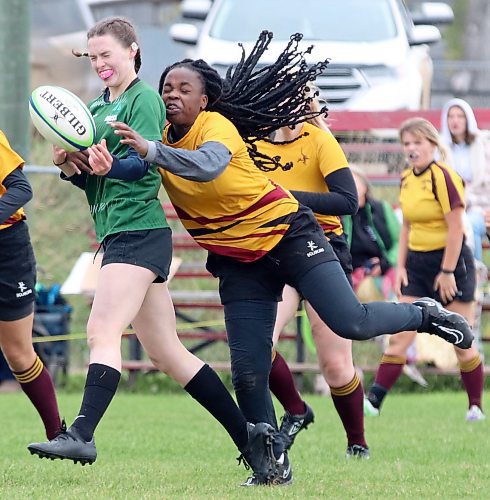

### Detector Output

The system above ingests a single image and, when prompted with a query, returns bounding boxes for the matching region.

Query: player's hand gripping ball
[29,85,96,152]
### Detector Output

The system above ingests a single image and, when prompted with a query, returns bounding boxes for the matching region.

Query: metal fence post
[0,0,31,159]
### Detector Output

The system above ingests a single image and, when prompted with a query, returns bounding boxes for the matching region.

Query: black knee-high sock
[71,363,121,441]
[185,364,249,451]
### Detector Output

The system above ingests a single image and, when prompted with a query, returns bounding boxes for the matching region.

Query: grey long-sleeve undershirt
[143,140,232,182]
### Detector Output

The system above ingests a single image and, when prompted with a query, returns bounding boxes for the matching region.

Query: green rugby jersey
[87,79,168,241]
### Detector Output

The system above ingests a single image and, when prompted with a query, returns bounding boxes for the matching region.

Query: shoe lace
[264,435,279,481]
[237,431,277,481]
[54,419,67,439]
[236,454,250,470]
[55,432,74,442]
[279,412,294,433]
[52,421,81,443]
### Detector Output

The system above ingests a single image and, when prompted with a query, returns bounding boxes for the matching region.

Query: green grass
[1,391,489,498]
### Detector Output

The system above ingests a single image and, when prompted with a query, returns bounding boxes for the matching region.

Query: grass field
[1,391,489,498]
[19,143,490,497]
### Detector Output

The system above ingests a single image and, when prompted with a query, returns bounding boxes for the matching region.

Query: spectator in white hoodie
[440,98,490,261]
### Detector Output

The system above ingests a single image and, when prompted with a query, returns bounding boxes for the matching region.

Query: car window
[393,0,414,33]
[209,0,398,42]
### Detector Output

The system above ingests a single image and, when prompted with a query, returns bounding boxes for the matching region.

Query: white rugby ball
[29,85,96,152]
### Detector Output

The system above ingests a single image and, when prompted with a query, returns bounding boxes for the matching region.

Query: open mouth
[166,104,180,113]
[408,153,419,160]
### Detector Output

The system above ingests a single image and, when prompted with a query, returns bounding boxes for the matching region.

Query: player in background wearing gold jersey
[364,118,484,421]
[254,88,369,458]
[0,130,62,439]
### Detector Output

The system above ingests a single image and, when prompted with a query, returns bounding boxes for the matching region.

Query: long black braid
[159,31,330,171]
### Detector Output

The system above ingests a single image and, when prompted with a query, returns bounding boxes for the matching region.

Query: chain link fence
[432,59,490,108]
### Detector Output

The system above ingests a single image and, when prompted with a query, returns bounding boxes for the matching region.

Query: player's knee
[85,328,100,350]
[1,347,35,372]
[232,371,256,392]
[332,322,366,341]
[232,370,268,394]
[321,358,352,383]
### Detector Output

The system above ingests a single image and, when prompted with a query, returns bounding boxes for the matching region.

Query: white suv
[170,0,453,111]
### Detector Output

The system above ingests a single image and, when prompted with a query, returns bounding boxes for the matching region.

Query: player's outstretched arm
[111,121,149,156]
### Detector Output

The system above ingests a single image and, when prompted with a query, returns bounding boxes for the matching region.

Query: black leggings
[224,259,424,426]
[298,260,423,340]
[224,300,278,428]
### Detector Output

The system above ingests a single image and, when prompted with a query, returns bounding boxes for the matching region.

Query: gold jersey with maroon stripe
[0,130,25,230]
[399,161,465,251]
[160,111,299,262]
[255,123,348,236]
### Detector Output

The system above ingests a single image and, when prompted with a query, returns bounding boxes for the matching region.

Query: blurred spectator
[440,98,490,262]
[0,350,19,392]
[343,167,399,301]
[441,98,490,357]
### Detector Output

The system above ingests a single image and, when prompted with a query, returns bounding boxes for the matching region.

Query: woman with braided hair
[28,18,284,488]
[105,31,470,483]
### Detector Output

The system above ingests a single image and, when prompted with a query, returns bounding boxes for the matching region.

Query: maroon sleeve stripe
[435,164,464,210]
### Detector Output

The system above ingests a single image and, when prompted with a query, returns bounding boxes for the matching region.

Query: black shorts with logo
[206,205,338,304]
[0,221,36,321]
[401,243,476,304]
[101,227,172,283]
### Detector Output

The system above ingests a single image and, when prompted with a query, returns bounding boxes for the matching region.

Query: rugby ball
[29,85,96,152]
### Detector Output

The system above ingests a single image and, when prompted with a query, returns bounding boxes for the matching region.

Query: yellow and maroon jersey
[0,130,25,230]
[161,111,299,262]
[399,161,465,251]
[255,123,348,236]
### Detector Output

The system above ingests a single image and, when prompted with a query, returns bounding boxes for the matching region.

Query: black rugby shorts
[401,244,475,304]
[101,227,172,283]
[0,222,36,321]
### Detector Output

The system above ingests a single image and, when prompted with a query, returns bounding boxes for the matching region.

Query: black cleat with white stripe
[279,403,315,451]
[414,297,473,349]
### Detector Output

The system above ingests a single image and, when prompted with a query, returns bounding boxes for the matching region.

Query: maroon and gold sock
[14,356,61,440]
[367,354,406,409]
[374,354,406,390]
[269,349,305,415]
[331,372,367,447]
[460,355,484,409]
